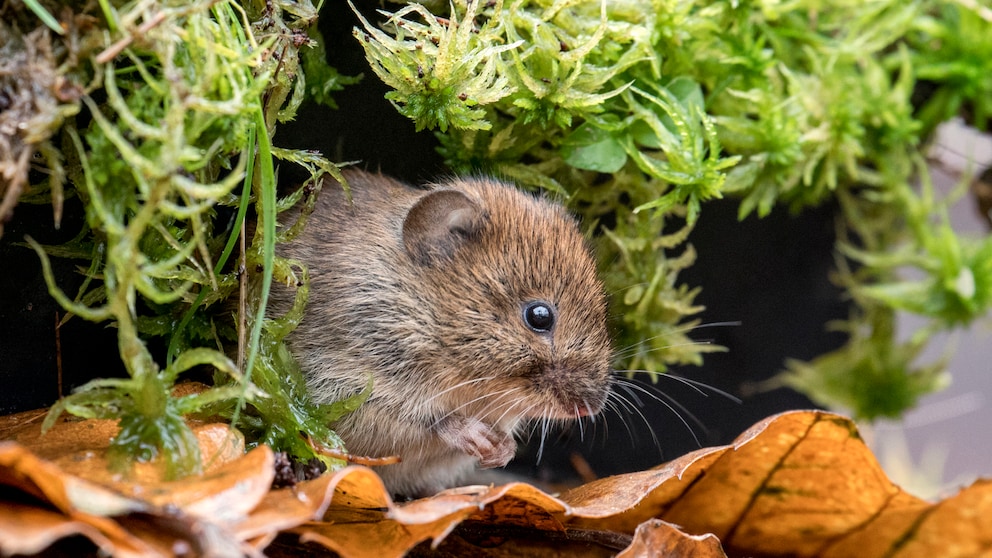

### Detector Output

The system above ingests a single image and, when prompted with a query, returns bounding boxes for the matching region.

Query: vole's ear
[403,189,486,265]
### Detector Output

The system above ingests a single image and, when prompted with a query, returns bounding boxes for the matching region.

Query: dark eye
[523,301,556,332]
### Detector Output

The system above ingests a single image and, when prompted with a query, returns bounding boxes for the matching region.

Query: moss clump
[355,0,992,419]
[5,0,991,475]
[5,0,356,477]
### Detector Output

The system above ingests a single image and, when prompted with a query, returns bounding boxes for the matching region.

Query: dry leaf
[0,410,259,557]
[0,410,245,483]
[616,519,726,558]
[235,472,337,542]
[0,501,119,556]
[560,411,992,557]
[133,444,274,524]
[291,470,722,556]
[3,408,992,557]
[0,442,163,557]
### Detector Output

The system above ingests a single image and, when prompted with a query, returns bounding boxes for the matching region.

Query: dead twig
[95,11,168,64]
[304,434,401,467]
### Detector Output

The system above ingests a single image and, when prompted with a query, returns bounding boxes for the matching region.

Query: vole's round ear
[403,189,486,265]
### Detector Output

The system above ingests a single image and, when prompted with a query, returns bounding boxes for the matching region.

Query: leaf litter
[1,407,990,557]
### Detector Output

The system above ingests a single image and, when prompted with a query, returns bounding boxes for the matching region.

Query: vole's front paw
[437,416,515,469]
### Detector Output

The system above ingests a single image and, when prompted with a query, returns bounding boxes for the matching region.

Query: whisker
[616,382,645,407]
[608,387,661,449]
[603,391,639,447]
[608,387,640,414]
[520,399,549,446]
[492,391,528,425]
[429,388,517,429]
[614,340,717,361]
[612,320,742,360]
[536,405,551,464]
[683,320,742,330]
[426,375,500,403]
[614,320,741,349]
[618,369,742,404]
[574,403,585,441]
[663,374,742,404]
[614,377,703,447]
[484,389,528,426]
[606,281,649,298]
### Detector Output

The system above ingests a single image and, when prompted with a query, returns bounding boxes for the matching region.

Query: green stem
[166,125,257,365]
[233,108,276,426]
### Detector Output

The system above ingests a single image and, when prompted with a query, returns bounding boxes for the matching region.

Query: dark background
[0,2,847,482]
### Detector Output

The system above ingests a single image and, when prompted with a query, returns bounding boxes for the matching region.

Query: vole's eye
[523,301,556,332]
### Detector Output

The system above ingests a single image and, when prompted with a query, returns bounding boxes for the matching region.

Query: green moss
[7,0,359,477]
[357,0,992,419]
[6,0,992,474]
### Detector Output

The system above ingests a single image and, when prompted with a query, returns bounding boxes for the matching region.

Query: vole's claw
[438,415,515,468]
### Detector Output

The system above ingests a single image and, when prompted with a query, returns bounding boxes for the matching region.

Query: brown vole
[273,169,612,496]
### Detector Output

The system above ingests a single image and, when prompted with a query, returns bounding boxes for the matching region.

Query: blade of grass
[24,0,64,35]
[232,108,277,428]
[166,124,257,365]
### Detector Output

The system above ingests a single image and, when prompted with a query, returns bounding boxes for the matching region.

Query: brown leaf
[235,471,338,542]
[292,466,409,558]
[0,501,118,557]
[2,410,245,485]
[4,408,992,557]
[404,522,632,557]
[390,482,568,534]
[293,410,992,557]
[561,411,992,557]
[308,470,574,555]
[129,445,274,524]
[559,446,725,532]
[819,480,992,558]
[0,410,262,556]
[1,407,267,519]
[115,512,249,557]
[0,442,161,557]
[616,519,726,558]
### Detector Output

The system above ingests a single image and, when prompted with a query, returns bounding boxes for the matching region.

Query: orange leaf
[616,519,727,558]
[0,442,164,557]
[0,501,120,557]
[0,409,261,556]
[236,471,338,542]
[0,408,245,483]
[4,408,992,557]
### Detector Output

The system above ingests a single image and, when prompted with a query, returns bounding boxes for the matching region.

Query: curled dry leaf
[0,408,261,519]
[0,442,168,557]
[235,471,338,543]
[0,408,265,556]
[0,501,121,557]
[0,407,246,484]
[291,411,992,558]
[616,519,727,558]
[2,408,992,557]
[562,411,992,557]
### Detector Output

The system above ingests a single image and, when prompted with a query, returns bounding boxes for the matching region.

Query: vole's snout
[533,362,612,420]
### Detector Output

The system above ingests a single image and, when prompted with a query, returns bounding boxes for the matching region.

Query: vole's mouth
[521,388,608,421]
[573,403,597,418]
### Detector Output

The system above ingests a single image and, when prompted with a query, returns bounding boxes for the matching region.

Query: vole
[272,169,612,497]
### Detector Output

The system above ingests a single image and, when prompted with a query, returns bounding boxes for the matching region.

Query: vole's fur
[271,169,612,496]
